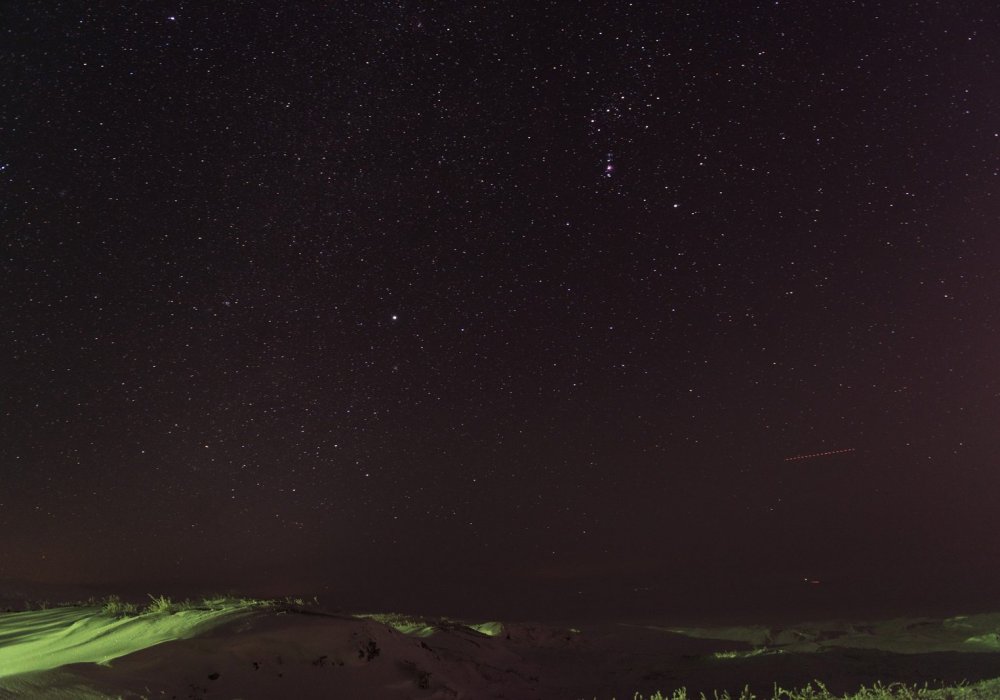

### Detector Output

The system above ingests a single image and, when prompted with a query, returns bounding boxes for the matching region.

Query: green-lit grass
[613,677,1000,699]
[353,612,439,637]
[711,647,786,660]
[100,595,138,617]
[352,612,504,637]
[468,620,504,636]
[145,594,174,614]
[92,594,282,618]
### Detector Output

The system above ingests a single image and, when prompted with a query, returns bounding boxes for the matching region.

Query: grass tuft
[100,595,138,618]
[144,594,174,614]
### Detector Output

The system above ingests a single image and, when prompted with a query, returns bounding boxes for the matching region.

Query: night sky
[3,2,1000,622]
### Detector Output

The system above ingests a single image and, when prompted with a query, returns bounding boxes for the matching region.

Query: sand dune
[2,602,1000,699]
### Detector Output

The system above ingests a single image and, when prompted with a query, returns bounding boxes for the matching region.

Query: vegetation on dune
[468,620,504,637]
[144,594,174,614]
[100,595,138,617]
[352,612,504,638]
[616,677,1000,700]
[94,594,293,618]
[4,594,303,617]
[711,647,786,660]
[353,612,441,637]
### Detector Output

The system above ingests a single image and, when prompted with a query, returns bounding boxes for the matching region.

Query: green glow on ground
[0,602,255,678]
[660,625,773,646]
[353,612,439,637]
[711,647,785,660]
[963,633,1000,649]
[468,621,503,637]
[352,612,503,637]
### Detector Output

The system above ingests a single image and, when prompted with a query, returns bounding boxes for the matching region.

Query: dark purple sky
[3,2,999,621]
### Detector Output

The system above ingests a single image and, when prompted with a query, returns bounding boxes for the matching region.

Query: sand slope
[0,605,254,678]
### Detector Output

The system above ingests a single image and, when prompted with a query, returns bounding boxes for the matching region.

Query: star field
[2,2,1000,619]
